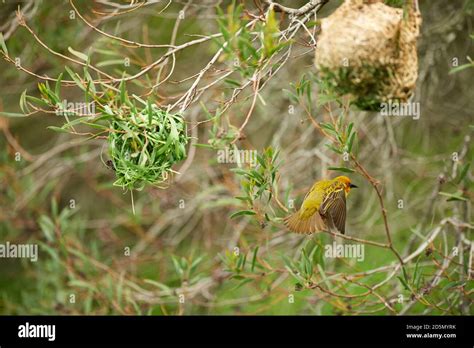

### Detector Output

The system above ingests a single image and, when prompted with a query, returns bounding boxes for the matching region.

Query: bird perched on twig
[284,176,358,234]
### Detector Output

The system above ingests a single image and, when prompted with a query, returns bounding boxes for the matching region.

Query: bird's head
[335,176,358,193]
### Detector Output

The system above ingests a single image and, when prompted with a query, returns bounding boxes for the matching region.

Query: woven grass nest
[108,105,188,190]
[315,0,422,110]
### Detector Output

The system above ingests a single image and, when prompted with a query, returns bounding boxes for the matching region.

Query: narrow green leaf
[68,46,89,62]
[325,144,343,154]
[401,266,410,283]
[55,72,63,100]
[65,66,86,92]
[328,166,355,173]
[0,32,8,56]
[224,79,241,87]
[346,122,354,137]
[251,246,259,272]
[230,210,256,219]
[397,276,410,291]
[442,280,466,291]
[231,278,253,291]
[47,126,70,133]
[26,95,50,108]
[120,80,127,103]
[38,215,55,242]
[449,63,473,74]
[192,143,214,149]
[19,89,28,114]
[0,111,27,117]
[438,191,468,202]
[347,131,356,153]
[456,162,470,184]
[147,100,153,125]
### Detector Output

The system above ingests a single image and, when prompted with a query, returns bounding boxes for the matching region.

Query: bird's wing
[319,188,346,234]
[284,210,325,234]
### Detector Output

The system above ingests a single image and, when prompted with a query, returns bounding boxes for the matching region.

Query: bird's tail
[283,211,326,234]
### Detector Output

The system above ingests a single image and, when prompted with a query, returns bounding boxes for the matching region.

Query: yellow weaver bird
[284,176,357,234]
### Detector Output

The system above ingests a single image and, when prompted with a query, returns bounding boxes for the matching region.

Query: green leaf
[96,59,126,67]
[442,280,466,291]
[193,143,214,149]
[147,99,153,125]
[347,131,356,153]
[143,279,172,293]
[230,274,245,281]
[68,46,89,62]
[325,144,343,154]
[230,168,249,176]
[346,122,354,137]
[65,66,86,92]
[283,89,298,103]
[401,265,409,282]
[231,278,253,291]
[131,93,147,106]
[230,210,256,219]
[0,32,8,56]
[397,276,410,291]
[317,264,330,288]
[0,111,27,117]
[83,68,96,94]
[190,256,204,275]
[224,79,241,87]
[305,20,321,28]
[236,252,247,271]
[328,166,355,173]
[26,95,51,108]
[456,162,470,184]
[413,255,422,289]
[55,72,63,97]
[69,279,97,292]
[320,122,335,132]
[317,92,339,106]
[438,191,468,202]
[47,126,70,133]
[120,79,127,103]
[19,89,28,114]
[449,63,473,74]
[235,195,252,204]
[263,9,279,58]
[171,256,184,277]
[251,246,259,272]
[38,215,55,242]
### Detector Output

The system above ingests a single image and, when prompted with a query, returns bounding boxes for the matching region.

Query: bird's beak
[349,183,358,188]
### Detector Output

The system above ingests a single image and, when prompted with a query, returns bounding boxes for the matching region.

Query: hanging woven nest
[315,0,422,110]
[108,105,188,191]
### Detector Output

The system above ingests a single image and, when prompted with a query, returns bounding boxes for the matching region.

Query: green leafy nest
[319,65,401,111]
[108,105,188,190]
